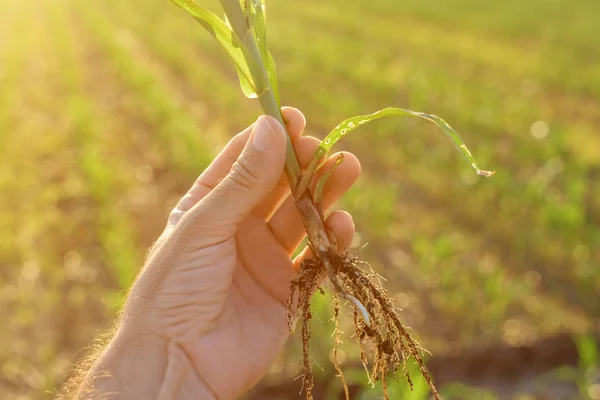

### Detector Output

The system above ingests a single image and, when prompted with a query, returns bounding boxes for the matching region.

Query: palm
[184,215,296,398]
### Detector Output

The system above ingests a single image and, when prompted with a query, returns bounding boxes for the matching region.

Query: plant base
[287,251,441,400]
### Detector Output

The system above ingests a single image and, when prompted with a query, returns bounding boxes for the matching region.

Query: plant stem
[257,90,301,189]
[221,0,334,254]
[258,85,334,254]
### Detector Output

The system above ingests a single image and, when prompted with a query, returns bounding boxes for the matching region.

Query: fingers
[281,106,306,139]
[177,116,287,240]
[168,107,306,227]
[292,210,355,271]
[268,151,361,254]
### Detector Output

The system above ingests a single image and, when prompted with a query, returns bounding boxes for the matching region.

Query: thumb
[184,115,287,238]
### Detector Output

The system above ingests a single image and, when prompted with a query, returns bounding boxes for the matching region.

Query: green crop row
[54,0,141,292]
[75,1,221,177]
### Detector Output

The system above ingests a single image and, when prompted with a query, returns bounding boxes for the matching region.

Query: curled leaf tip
[477,169,496,177]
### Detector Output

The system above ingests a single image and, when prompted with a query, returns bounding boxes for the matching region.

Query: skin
[74,107,361,399]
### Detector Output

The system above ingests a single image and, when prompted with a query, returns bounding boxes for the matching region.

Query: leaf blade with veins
[315,107,495,177]
[252,0,279,103]
[170,0,265,98]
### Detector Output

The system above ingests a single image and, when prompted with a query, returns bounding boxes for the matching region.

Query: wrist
[78,329,215,399]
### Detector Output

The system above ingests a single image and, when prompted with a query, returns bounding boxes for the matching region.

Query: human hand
[76,107,360,399]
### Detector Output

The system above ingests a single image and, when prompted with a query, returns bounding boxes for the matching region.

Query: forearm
[76,330,216,400]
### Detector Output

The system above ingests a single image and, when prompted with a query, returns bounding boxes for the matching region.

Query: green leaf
[170,0,262,98]
[252,0,279,103]
[234,64,259,98]
[263,51,279,103]
[241,0,256,30]
[315,107,495,177]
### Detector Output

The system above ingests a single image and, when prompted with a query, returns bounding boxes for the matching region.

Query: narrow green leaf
[170,0,262,98]
[252,0,279,103]
[315,107,495,177]
[264,50,279,103]
[315,154,344,205]
[235,64,258,98]
[241,0,256,30]
[252,0,267,52]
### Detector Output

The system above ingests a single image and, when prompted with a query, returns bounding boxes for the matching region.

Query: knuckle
[229,156,261,189]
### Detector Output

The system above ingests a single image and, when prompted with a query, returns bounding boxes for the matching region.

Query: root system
[287,251,441,400]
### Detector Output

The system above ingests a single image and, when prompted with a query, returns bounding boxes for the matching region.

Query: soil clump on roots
[287,251,441,400]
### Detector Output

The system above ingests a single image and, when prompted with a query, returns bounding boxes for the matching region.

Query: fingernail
[251,116,275,152]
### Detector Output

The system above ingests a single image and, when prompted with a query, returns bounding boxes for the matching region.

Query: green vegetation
[0,0,598,399]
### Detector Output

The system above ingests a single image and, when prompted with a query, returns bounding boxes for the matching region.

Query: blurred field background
[1,0,599,398]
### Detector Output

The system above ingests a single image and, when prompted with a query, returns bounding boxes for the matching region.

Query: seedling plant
[169,0,495,398]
